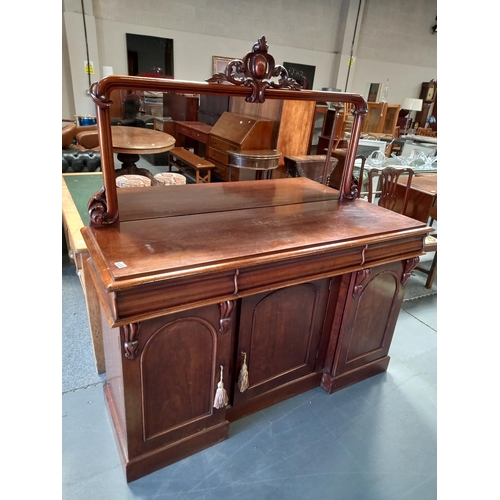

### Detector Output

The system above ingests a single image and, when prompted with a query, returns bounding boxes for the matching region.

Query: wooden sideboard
[82,179,428,482]
[80,37,432,483]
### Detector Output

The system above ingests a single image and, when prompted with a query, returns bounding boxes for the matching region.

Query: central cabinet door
[233,278,330,406]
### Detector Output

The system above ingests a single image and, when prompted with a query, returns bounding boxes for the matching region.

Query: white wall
[96,19,339,85]
[349,0,437,105]
[62,0,437,118]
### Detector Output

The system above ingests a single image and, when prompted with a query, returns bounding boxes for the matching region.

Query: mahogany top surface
[411,174,437,195]
[83,178,428,283]
[116,178,337,221]
[111,126,176,154]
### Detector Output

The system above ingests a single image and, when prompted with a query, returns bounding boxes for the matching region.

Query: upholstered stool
[116,174,152,188]
[154,172,187,185]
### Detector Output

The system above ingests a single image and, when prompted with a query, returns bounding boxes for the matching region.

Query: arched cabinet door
[232,278,331,409]
[325,260,406,390]
[106,303,234,481]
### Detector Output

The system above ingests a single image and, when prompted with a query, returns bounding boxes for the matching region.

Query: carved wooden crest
[206,36,302,103]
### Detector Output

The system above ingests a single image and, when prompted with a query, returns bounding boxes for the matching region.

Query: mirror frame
[89,36,367,227]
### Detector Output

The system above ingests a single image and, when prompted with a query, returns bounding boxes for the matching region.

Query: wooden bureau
[207,112,273,181]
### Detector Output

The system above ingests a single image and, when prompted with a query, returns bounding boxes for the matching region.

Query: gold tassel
[238,351,249,393]
[213,365,228,409]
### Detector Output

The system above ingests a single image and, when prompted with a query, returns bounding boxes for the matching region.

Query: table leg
[116,153,158,185]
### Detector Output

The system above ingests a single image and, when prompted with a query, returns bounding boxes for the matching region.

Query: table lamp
[401,97,423,134]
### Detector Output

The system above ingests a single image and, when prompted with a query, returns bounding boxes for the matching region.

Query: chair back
[416,127,437,138]
[355,155,367,198]
[367,166,414,215]
[122,93,141,120]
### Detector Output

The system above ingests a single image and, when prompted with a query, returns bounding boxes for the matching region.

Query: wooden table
[112,126,176,183]
[62,173,106,373]
[227,149,282,181]
[81,177,431,482]
[175,121,212,156]
[395,173,437,223]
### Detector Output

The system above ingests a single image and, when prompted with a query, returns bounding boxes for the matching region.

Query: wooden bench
[168,147,215,184]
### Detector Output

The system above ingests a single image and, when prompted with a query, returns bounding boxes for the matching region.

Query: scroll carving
[90,82,114,109]
[353,268,372,299]
[87,188,118,226]
[206,36,302,103]
[122,323,140,360]
[402,257,420,285]
[346,175,359,200]
[219,300,235,334]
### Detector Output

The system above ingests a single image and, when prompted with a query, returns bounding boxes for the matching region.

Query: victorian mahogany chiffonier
[80,37,432,482]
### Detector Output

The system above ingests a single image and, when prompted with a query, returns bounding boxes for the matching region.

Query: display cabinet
[361,102,401,136]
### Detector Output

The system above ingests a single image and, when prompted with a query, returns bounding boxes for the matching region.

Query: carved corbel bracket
[206,36,302,103]
[219,300,235,334]
[353,268,372,299]
[218,269,240,333]
[121,323,140,360]
[87,188,118,226]
[402,257,420,285]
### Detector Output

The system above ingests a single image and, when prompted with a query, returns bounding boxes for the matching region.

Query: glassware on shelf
[367,150,386,168]
[390,150,437,170]
[380,79,389,103]
[390,150,419,166]
[417,152,438,170]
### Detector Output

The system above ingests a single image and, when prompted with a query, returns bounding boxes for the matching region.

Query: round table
[112,126,176,184]
[227,150,282,182]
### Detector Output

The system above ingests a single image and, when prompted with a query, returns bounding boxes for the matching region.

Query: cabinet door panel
[141,317,215,439]
[234,279,330,404]
[333,262,404,376]
[122,305,232,457]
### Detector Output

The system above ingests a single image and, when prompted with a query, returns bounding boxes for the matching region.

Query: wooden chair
[363,166,437,288]
[365,165,414,215]
[414,205,437,288]
[332,103,355,150]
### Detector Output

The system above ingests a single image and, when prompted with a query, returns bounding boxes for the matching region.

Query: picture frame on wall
[366,83,382,102]
[126,33,174,77]
[283,62,315,90]
[212,56,235,75]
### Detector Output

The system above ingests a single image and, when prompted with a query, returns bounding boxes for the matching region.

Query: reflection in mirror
[89,36,367,227]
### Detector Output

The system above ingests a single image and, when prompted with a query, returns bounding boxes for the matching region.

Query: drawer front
[228,153,280,170]
[208,157,240,182]
[208,146,230,167]
[178,125,209,143]
[209,136,238,154]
